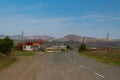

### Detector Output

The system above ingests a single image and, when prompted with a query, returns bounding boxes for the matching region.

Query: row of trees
[0,36,14,55]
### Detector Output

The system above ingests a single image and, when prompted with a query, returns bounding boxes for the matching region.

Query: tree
[78,37,87,52]
[0,36,14,55]
[66,45,73,50]
[78,43,87,52]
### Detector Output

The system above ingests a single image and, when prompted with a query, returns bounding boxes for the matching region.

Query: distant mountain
[44,34,120,48]
[26,35,55,41]
[57,34,83,42]
[0,34,55,41]
[0,34,6,39]
[0,34,120,42]
[10,35,23,39]
[0,34,22,39]
[1,34,120,48]
[57,34,104,42]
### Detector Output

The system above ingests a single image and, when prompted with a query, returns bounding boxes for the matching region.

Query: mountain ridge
[0,34,120,42]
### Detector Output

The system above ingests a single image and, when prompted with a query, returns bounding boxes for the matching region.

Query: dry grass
[12,50,36,56]
[0,50,36,69]
[79,50,120,67]
[0,52,17,69]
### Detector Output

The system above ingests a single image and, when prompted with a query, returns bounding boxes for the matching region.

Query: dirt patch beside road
[0,52,45,80]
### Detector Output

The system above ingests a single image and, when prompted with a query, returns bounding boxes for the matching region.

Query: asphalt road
[0,51,120,80]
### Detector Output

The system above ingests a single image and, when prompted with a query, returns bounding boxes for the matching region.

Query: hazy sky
[0,0,120,39]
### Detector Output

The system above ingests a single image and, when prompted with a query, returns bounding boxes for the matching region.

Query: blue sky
[0,0,120,39]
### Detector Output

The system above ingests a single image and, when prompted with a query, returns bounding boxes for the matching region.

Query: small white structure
[22,45,41,51]
[59,45,67,50]
[45,45,67,52]
[20,41,44,51]
[91,47,97,50]
[45,46,60,52]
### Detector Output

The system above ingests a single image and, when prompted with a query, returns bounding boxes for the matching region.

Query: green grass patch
[12,50,36,56]
[0,52,17,69]
[78,50,120,67]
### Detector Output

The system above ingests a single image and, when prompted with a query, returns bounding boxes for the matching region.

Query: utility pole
[106,33,110,51]
[82,37,85,44]
[21,30,24,44]
[107,33,109,42]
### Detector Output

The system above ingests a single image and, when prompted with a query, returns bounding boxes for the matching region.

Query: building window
[23,46,26,49]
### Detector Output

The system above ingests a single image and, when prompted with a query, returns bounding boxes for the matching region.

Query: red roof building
[17,40,45,51]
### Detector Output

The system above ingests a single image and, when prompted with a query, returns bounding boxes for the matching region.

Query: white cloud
[0,13,120,38]
[82,14,99,19]
[0,13,120,31]
[81,14,120,21]
[116,13,120,16]
[82,14,112,19]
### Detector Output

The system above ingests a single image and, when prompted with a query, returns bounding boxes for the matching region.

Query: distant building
[45,45,67,52]
[59,45,67,50]
[45,47,60,53]
[17,40,45,51]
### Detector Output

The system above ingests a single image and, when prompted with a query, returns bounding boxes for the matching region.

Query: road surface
[0,51,120,80]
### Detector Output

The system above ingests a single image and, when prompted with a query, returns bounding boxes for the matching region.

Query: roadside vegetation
[0,50,36,69]
[0,36,14,55]
[0,36,16,69]
[0,52,17,69]
[78,37,120,67]
[78,50,120,67]
[0,36,36,69]
[12,50,36,56]
[78,43,87,52]
[78,37,87,52]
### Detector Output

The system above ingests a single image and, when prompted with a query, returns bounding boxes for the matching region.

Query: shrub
[66,45,73,50]
[78,43,87,52]
[0,36,14,55]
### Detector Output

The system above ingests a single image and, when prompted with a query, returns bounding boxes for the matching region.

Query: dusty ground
[0,51,120,80]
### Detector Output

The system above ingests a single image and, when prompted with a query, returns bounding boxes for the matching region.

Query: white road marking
[94,72,104,78]
[80,65,85,68]
[65,54,72,62]
[65,54,79,65]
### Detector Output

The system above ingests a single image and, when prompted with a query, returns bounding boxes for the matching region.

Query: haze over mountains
[0,34,55,41]
[0,34,119,42]
[1,34,120,48]
[55,34,108,42]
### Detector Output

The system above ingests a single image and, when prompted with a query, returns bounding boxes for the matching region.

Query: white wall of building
[23,45,33,51]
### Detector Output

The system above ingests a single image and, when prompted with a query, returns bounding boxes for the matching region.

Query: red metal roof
[26,40,45,45]
[17,40,45,50]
